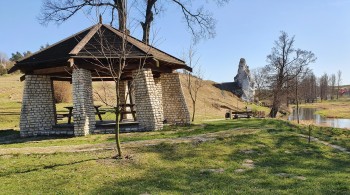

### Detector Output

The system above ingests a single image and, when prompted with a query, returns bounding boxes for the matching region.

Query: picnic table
[57,105,106,124]
[116,104,137,122]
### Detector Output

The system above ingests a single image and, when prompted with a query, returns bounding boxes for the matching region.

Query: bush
[0,65,7,75]
[53,81,72,103]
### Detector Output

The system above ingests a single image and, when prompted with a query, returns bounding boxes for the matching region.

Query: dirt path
[1,129,348,155]
[0,129,258,155]
[298,134,350,154]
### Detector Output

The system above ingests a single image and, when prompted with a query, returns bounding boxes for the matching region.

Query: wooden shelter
[9,23,191,137]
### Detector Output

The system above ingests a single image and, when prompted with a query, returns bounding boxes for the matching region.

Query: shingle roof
[9,23,190,73]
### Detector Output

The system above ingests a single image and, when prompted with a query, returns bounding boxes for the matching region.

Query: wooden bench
[232,111,253,119]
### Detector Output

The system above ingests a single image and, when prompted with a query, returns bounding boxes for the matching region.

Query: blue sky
[1,0,349,84]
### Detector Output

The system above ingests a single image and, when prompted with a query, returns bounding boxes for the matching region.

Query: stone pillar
[133,69,163,130]
[20,75,56,137]
[161,73,191,124]
[72,68,96,136]
[154,77,164,122]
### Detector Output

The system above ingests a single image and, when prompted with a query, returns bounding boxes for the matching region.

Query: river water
[288,107,350,129]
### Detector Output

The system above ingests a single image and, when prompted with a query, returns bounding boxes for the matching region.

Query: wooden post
[308,125,311,144]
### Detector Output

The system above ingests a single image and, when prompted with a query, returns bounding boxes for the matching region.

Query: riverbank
[298,98,350,118]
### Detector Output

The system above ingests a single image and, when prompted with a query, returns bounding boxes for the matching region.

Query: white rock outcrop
[234,58,255,102]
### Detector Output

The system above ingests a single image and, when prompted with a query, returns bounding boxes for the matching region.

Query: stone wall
[20,75,56,137]
[161,73,191,124]
[133,69,163,130]
[72,68,96,136]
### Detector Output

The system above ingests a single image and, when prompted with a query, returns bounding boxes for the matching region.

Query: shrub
[53,81,72,103]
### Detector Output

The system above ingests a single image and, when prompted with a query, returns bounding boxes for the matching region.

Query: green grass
[0,119,349,194]
[294,124,350,150]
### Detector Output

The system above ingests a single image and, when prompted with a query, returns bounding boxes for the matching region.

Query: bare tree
[0,52,9,75]
[76,7,132,158]
[39,0,128,31]
[252,67,268,101]
[39,0,230,44]
[0,52,8,67]
[299,72,317,103]
[319,73,329,101]
[183,44,204,122]
[294,68,310,124]
[330,74,336,100]
[337,70,342,100]
[265,31,316,118]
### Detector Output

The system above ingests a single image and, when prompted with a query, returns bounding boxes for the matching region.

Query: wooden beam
[32,66,72,75]
[20,75,26,82]
[69,24,102,55]
[51,76,133,82]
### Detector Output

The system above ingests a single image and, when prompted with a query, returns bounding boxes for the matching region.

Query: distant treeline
[0,44,49,75]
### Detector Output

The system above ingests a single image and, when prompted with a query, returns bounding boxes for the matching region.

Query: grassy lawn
[299,98,350,118]
[0,119,349,194]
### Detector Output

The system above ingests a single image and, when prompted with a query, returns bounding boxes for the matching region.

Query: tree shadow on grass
[91,137,350,194]
[0,129,19,137]
[0,132,74,145]
[0,155,111,178]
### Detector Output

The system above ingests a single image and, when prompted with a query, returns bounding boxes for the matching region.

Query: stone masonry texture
[20,75,56,137]
[133,69,163,130]
[161,73,191,124]
[72,68,96,136]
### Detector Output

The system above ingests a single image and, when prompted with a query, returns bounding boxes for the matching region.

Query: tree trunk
[141,0,157,44]
[191,99,196,122]
[114,81,122,158]
[269,93,280,118]
[115,0,127,32]
[296,77,300,124]
[114,107,122,158]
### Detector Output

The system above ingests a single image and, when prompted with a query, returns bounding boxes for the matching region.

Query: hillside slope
[179,74,248,121]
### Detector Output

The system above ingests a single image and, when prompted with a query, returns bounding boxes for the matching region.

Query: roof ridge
[102,24,185,64]
[102,24,151,56]
[16,24,99,63]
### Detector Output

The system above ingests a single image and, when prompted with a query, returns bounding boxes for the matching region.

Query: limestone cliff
[233,58,255,102]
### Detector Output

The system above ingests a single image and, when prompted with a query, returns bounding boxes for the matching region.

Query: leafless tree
[252,67,268,101]
[39,0,230,44]
[330,73,336,100]
[299,72,317,103]
[0,52,8,75]
[183,44,204,122]
[319,73,329,101]
[294,68,310,124]
[0,52,8,67]
[265,31,316,118]
[337,70,342,100]
[77,6,136,158]
[39,0,128,31]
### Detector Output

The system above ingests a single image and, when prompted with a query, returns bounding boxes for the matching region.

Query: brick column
[72,68,96,136]
[133,69,163,130]
[154,77,164,122]
[20,75,56,137]
[161,73,190,124]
